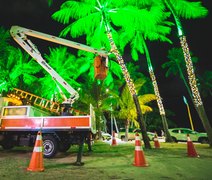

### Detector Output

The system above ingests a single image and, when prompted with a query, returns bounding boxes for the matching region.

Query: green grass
[0,141,212,180]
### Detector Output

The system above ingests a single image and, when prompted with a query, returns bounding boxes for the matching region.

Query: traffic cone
[154,132,160,149]
[111,131,117,146]
[187,134,199,158]
[27,131,44,172]
[133,133,149,167]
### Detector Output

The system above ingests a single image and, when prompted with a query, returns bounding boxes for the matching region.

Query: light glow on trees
[107,32,136,96]
[180,36,202,107]
[149,70,165,115]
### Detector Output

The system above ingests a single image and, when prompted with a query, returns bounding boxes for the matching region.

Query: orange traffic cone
[187,134,199,158]
[154,132,160,149]
[111,131,117,146]
[27,131,44,172]
[133,133,149,167]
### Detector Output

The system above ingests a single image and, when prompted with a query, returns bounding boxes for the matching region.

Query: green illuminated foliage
[116,78,156,128]
[37,46,80,101]
[197,71,212,98]
[0,27,41,93]
[118,3,173,61]
[165,1,212,146]
[162,47,200,104]
[52,0,124,50]
[162,47,198,78]
[167,0,208,19]
[164,0,208,36]
[51,0,173,146]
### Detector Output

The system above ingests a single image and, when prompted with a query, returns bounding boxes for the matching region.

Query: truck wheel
[1,142,14,150]
[1,137,14,150]
[43,135,58,158]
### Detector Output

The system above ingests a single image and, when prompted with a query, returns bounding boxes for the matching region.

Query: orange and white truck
[0,26,108,162]
[0,101,96,158]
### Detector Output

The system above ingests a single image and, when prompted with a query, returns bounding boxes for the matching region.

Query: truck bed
[0,105,96,133]
[0,116,91,131]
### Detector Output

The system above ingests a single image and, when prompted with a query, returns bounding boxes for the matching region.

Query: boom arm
[10,26,108,105]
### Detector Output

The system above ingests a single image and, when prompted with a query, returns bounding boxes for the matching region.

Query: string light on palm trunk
[107,32,136,96]
[180,36,202,107]
[149,70,165,115]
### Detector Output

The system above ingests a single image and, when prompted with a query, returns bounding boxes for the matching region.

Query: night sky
[0,0,211,131]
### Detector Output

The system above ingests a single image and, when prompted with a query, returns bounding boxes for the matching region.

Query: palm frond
[138,94,156,105]
[109,60,122,79]
[119,29,134,52]
[170,0,208,19]
[65,13,101,38]
[52,0,96,24]
[141,105,153,114]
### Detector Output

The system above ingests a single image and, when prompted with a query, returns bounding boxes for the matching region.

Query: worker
[61,107,72,116]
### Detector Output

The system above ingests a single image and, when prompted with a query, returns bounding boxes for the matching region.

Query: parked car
[101,132,112,141]
[168,128,208,144]
[118,128,155,141]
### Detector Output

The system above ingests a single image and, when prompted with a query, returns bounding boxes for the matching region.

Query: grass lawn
[0,141,212,180]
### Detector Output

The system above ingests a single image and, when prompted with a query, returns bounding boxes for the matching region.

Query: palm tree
[164,0,212,147]
[52,0,153,148]
[117,78,157,141]
[142,40,173,142]
[99,67,157,141]
[117,2,174,142]
[162,47,198,102]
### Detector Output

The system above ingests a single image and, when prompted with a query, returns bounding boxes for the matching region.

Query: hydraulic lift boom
[10,26,108,105]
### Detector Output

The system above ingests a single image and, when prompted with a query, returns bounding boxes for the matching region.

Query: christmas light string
[180,36,202,107]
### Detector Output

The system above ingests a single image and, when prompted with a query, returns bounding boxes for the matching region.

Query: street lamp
[183,96,194,130]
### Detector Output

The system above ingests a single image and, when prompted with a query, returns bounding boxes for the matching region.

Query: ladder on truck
[10,88,61,114]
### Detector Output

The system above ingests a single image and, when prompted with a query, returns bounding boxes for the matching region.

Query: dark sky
[0,0,211,131]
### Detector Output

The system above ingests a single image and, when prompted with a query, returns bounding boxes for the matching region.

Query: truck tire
[1,137,14,150]
[43,135,58,158]
[1,141,14,150]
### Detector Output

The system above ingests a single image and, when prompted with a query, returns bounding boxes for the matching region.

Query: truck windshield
[3,107,27,116]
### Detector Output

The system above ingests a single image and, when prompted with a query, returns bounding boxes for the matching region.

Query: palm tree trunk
[176,63,193,100]
[161,114,172,142]
[165,0,212,147]
[142,38,173,142]
[177,61,205,130]
[104,24,151,149]
[197,105,212,145]
[132,94,150,147]
[180,36,212,147]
